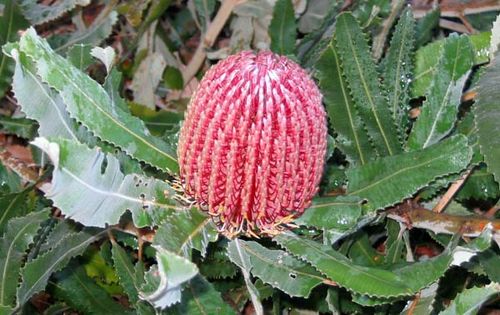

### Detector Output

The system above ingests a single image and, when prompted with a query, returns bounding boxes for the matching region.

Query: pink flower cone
[177,51,327,235]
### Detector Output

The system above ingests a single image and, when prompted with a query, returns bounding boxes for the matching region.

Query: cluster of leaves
[0,0,499,314]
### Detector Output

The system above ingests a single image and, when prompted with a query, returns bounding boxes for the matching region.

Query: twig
[433,169,472,213]
[372,0,405,61]
[387,204,500,245]
[182,0,246,86]
[406,292,421,315]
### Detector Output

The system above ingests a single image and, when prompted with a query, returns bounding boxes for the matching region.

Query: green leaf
[474,50,500,183]
[163,66,184,90]
[269,0,296,55]
[401,283,438,314]
[439,283,500,315]
[412,32,489,98]
[0,116,36,139]
[315,39,375,165]
[168,275,236,315]
[111,242,140,305]
[274,232,408,297]
[381,8,415,140]
[51,9,118,52]
[0,210,49,308]
[384,219,405,264]
[18,0,90,25]
[335,12,401,157]
[17,28,179,172]
[10,49,82,140]
[275,231,455,298]
[0,190,30,235]
[347,135,472,211]
[153,207,218,258]
[477,249,500,282]
[32,137,178,228]
[408,34,474,150]
[348,233,383,267]
[51,263,129,314]
[66,44,94,71]
[0,0,29,99]
[294,196,362,230]
[415,8,440,47]
[16,230,101,307]
[456,166,499,201]
[228,240,324,298]
[140,247,198,309]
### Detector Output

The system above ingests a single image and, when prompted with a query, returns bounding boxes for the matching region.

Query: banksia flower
[177,51,327,236]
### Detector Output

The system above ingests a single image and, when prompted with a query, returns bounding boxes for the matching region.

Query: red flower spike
[177,51,327,236]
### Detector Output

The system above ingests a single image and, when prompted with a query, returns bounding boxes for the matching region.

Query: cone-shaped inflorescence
[178,51,327,236]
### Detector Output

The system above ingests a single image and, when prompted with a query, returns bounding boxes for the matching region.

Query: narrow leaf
[140,247,198,309]
[0,190,29,235]
[0,0,28,99]
[335,12,401,156]
[18,0,90,25]
[381,8,415,139]
[474,50,500,183]
[32,137,178,228]
[111,242,140,305]
[0,210,49,307]
[294,195,362,230]
[269,0,296,55]
[316,39,375,164]
[408,34,474,150]
[18,28,179,172]
[153,207,218,258]
[229,240,324,298]
[51,263,128,314]
[16,230,101,306]
[347,135,472,211]
[168,275,236,315]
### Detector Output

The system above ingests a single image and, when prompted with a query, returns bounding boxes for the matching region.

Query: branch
[388,202,500,245]
[182,0,246,86]
[433,169,472,213]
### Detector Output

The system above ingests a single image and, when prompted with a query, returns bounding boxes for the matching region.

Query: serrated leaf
[474,50,500,183]
[335,12,400,157]
[51,9,118,52]
[32,137,178,228]
[415,8,440,47]
[0,0,29,99]
[381,8,415,139]
[269,0,296,55]
[140,247,198,309]
[477,249,500,282]
[51,263,129,314]
[16,230,101,306]
[456,166,499,201]
[18,0,90,25]
[111,242,140,305]
[274,231,409,298]
[199,246,238,279]
[412,32,490,98]
[0,190,30,235]
[153,207,218,258]
[347,135,472,212]
[315,39,375,165]
[168,275,235,315]
[294,195,362,230]
[228,240,324,298]
[439,283,500,315]
[402,283,439,315]
[18,28,179,172]
[408,34,474,150]
[348,233,383,267]
[9,48,82,140]
[275,231,456,298]
[0,210,49,308]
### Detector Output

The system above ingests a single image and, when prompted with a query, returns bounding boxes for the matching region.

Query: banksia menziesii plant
[178,51,327,236]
